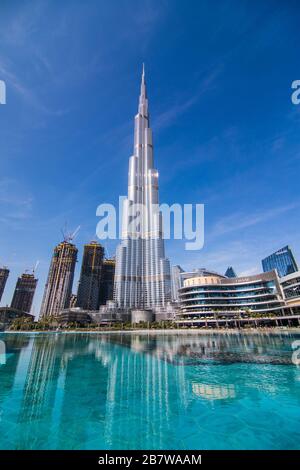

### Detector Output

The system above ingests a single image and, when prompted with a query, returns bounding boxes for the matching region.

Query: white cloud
[211,202,300,238]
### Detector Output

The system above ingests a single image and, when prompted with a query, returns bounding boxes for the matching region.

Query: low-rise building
[176,269,300,328]
[57,303,131,327]
[280,271,300,305]
[0,307,34,330]
[56,308,92,327]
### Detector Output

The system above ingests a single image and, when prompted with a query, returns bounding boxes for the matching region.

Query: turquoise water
[0,331,300,450]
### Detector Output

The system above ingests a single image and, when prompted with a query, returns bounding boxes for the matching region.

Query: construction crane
[104,240,110,259]
[33,260,40,274]
[23,261,40,276]
[61,225,81,243]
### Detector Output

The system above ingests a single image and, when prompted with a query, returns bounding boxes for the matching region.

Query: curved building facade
[280,271,300,305]
[177,270,287,326]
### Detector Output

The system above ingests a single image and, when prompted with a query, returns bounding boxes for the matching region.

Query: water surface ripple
[0,331,299,450]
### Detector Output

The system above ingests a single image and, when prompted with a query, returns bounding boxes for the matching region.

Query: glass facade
[262,245,298,277]
[114,67,171,309]
[77,241,104,311]
[171,265,184,301]
[280,272,300,300]
[178,272,285,320]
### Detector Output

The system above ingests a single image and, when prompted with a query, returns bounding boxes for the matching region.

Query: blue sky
[1,0,300,315]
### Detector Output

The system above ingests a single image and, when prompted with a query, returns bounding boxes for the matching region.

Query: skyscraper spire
[114,68,171,310]
[139,63,147,117]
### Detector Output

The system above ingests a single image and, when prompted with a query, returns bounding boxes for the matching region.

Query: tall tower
[0,267,9,303]
[114,66,171,309]
[40,241,78,318]
[99,258,116,305]
[77,241,104,310]
[11,273,38,313]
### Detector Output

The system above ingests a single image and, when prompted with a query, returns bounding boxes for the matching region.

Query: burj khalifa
[114,66,171,310]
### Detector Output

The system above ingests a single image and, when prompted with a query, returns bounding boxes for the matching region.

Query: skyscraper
[262,245,299,277]
[77,241,104,310]
[40,241,78,318]
[11,273,38,313]
[114,66,171,309]
[171,265,184,302]
[99,258,115,306]
[0,267,9,303]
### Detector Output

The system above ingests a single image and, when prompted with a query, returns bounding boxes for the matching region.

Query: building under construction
[40,241,78,318]
[0,267,9,303]
[99,258,116,306]
[11,273,38,313]
[77,241,104,311]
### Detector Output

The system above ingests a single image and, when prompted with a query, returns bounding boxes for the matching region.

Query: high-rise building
[0,267,9,303]
[40,241,78,318]
[225,266,237,278]
[77,241,104,310]
[11,273,38,313]
[171,265,184,302]
[262,245,298,277]
[114,66,171,309]
[99,258,115,306]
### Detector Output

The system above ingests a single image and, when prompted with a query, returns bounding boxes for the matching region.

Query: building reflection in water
[192,383,236,400]
[0,331,299,449]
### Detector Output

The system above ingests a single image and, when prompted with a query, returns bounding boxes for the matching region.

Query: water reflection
[0,332,300,449]
[101,330,300,365]
[192,383,236,400]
